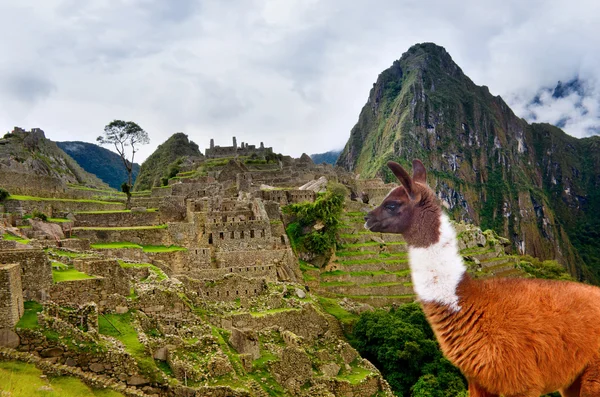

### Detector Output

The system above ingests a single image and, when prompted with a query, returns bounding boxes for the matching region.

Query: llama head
[364,160,442,247]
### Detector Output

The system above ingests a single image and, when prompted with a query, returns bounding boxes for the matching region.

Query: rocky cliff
[336,43,600,282]
[0,127,110,196]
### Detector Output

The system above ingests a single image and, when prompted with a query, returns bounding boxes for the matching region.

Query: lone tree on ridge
[97,120,149,208]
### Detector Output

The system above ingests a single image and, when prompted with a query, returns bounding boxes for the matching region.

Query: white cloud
[0,0,598,162]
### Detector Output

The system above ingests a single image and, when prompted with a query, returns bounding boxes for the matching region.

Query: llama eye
[384,203,398,211]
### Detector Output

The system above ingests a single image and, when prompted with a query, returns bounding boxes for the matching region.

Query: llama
[364,160,600,397]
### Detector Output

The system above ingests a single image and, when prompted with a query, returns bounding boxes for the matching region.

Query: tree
[97,120,149,208]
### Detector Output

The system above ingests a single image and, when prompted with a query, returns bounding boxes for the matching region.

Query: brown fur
[365,160,600,397]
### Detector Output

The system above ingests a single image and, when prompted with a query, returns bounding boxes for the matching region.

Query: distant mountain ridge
[310,150,341,165]
[336,43,600,282]
[57,141,140,190]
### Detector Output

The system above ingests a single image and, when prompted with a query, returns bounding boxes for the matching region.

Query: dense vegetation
[133,133,201,191]
[57,141,141,190]
[284,183,346,263]
[310,150,341,165]
[352,303,467,397]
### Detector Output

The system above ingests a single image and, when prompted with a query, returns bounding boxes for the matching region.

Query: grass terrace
[0,361,124,397]
[67,184,124,195]
[7,195,125,205]
[53,267,96,283]
[98,311,164,381]
[16,301,43,329]
[91,242,186,253]
[74,225,168,231]
[2,233,30,244]
[48,217,71,223]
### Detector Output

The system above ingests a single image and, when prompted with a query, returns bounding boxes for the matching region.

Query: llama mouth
[364,220,378,231]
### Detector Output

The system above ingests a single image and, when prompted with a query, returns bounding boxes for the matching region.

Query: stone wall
[73,212,160,227]
[0,249,52,300]
[73,259,130,296]
[0,263,24,328]
[215,248,295,269]
[0,171,67,198]
[0,240,19,250]
[3,198,124,216]
[181,274,267,302]
[59,238,91,251]
[149,248,211,274]
[43,302,98,332]
[227,305,330,340]
[73,227,168,245]
[187,264,277,282]
[49,278,127,310]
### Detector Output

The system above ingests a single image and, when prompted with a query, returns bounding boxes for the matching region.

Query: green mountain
[336,43,600,282]
[311,150,341,165]
[133,133,201,191]
[57,141,141,190]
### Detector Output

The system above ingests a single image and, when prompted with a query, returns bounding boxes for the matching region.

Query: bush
[283,183,347,258]
[32,211,48,221]
[0,188,9,202]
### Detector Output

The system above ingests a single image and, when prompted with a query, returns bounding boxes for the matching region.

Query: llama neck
[408,213,466,312]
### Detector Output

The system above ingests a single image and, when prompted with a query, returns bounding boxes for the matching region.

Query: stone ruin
[205,136,273,159]
[0,145,395,397]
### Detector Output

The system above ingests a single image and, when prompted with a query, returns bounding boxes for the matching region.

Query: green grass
[7,195,124,205]
[74,225,167,231]
[321,269,411,278]
[336,258,409,266]
[0,361,124,396]
[317,296,358,325]
[98,312,161,381]
[48,217,71,223]
[91,242,186,253]
[52,268,96,283]
[142,245,187,253]
[336,363,373,385]
[67,184,124,195]
[2,233,30,244]
[50,260,69,270]
[47,249,92,258]
[16,301,43,329]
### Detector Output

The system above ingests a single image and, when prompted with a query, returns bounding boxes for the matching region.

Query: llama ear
[387,161,414,198]
[412,159,427,183]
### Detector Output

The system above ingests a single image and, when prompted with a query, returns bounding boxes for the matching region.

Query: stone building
[205,137,272,159]
[0,263,24,329]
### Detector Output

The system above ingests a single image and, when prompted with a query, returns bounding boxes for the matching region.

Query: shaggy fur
[364,160,600,397]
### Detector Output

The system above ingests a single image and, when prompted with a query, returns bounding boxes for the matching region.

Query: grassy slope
[0,361,123,397]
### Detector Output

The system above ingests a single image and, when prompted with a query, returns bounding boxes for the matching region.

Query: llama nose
[364,214,370,222]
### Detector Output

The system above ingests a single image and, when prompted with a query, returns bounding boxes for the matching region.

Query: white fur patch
[408,214,466,311]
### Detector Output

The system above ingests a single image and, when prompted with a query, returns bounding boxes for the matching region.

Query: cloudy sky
[0,0,599,162]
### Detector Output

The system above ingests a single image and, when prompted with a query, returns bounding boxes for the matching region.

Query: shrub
[0,188,9,202]
[32,211,47,221]
[283,183,347,258]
